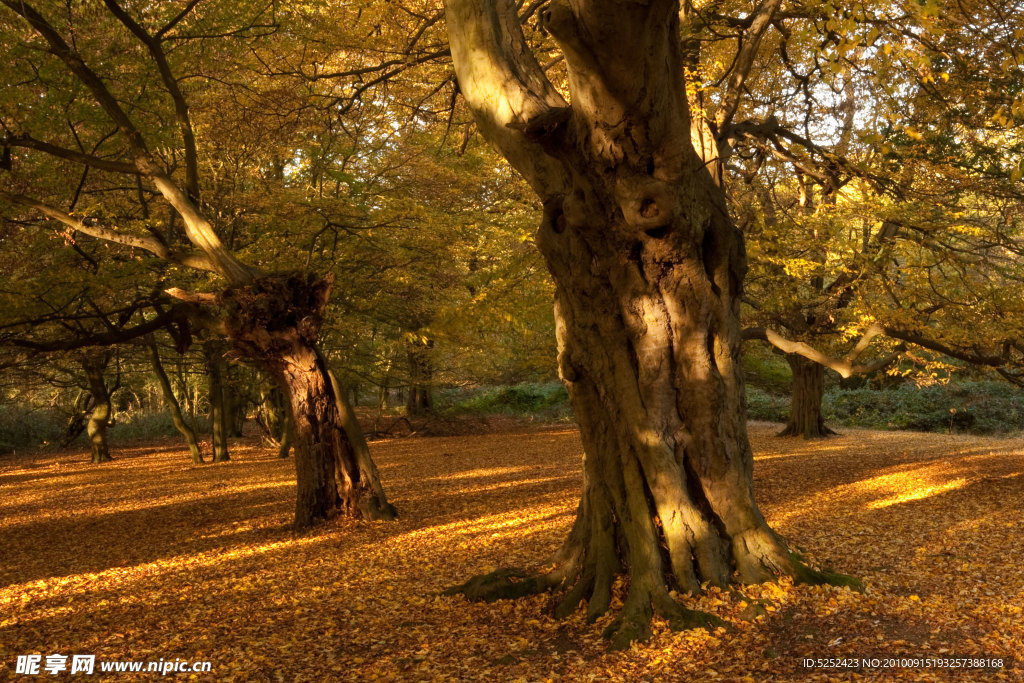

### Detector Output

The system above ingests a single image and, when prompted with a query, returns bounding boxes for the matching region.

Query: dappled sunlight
[864,476,970,509]
[399,503,574,542]
[427,465,536,481]
[3,425,1024,679]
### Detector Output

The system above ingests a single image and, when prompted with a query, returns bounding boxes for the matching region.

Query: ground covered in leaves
[2,424,1023,681]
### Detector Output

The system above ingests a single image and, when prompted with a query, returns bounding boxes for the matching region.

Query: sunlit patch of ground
[2,425,1023,681]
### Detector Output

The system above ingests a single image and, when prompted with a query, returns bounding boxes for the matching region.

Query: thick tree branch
[0,191,220,274]
[744,326,903,378]
[442,0,569,197]
[6,304,195,352]
[882,327,1010,368]
[714,0,782,132]
[2,134,139,175]
[102,0,201,203]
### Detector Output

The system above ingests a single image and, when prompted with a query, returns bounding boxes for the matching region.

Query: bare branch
[102,0,201,202]
[6,304,194,352]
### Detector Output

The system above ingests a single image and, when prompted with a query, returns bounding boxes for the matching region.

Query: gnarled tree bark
[220,273,396,528]
[442,0,857,648]
[0,0,395,530]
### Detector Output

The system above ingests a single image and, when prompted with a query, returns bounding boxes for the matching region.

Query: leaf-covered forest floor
[2,425,1023,681]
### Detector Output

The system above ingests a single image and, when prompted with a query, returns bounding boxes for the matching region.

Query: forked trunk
[778,354,837,438]
[442,0,857,648]
[220,273,396,528]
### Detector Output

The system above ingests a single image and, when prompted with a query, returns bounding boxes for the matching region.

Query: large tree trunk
[442,0,857,648]
[778,354,837,438]
[202,340,230,462]
[81,352,113,464]
[220,273,396,528]
[148,336,204,463]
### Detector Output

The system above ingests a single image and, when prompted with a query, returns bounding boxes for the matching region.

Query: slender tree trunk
[224,363,246,437]
[220,273,396,528]
[147,336,204,463]
[203,340,230,462]
[81,352,113,464]
[778,354,837,438]
[442,0,857,648]
[405,337,433,416]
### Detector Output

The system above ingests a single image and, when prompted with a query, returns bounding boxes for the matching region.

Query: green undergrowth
[0,404,64,453]
[437,382,572,420]
[747,380,1024,435]
[0,405,210,455]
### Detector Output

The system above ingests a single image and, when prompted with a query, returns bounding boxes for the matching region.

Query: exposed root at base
[789,552,865,591]
[444,566,726,651]
[442,568,556,602]
[601,588,726,651]
[776,423,840,438]
[358,497,398,521]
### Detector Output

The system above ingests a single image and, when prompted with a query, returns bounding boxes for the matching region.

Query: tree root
[789,552,864,592]
[358,496,398,521]
[601,586,726,651]
[776,422,839,438]
[442,568,557,602]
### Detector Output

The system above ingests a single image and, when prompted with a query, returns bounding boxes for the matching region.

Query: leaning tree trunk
[81,352,113,464]
[220,273,396,528]
[442,0,857,648]
[148,336,204,463]
[202,339,230,462]
[60,391,92,448]
[778,354,837,438]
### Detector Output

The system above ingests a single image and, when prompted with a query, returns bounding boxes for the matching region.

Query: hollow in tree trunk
[442,0,859,648]
[778,354,837,438]
[81,352,113,464]
[220,273,396,528]
[203,339,230,462]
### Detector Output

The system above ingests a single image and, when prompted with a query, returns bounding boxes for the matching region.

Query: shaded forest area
[2,0,1024,674]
